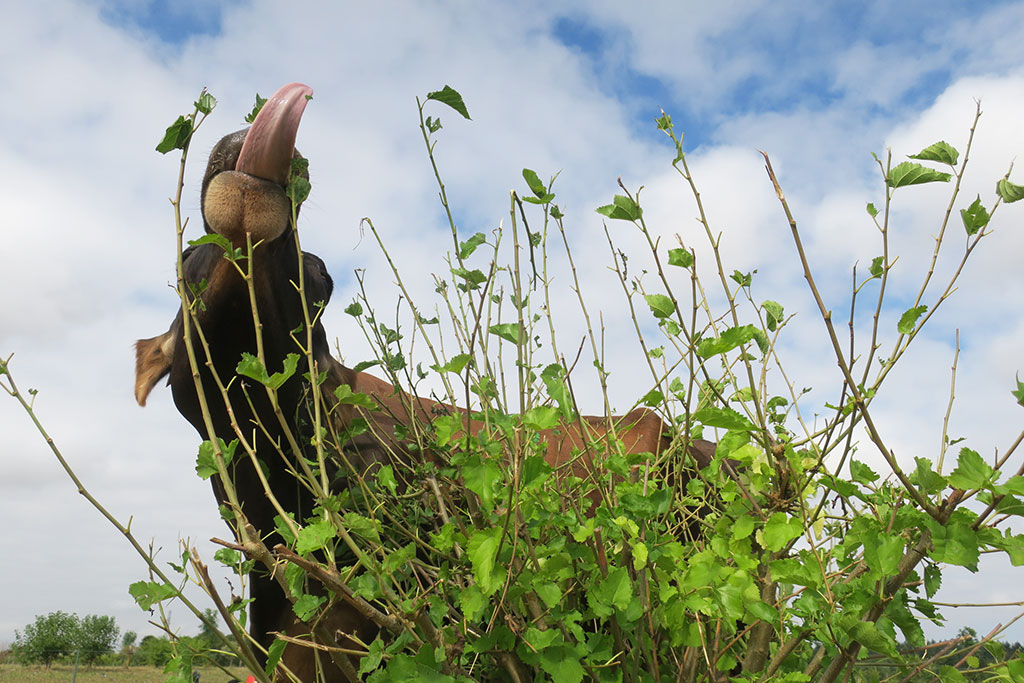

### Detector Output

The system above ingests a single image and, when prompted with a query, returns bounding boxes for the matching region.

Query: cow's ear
[135,331,175,406]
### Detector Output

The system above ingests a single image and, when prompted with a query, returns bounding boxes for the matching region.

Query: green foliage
[134,635,175,667]
[888,160,953,187]
[74,615,120,665]
[426,85,471,120]
[11,85,1024,683]
[13,612,120,667]
[13,612,79,666]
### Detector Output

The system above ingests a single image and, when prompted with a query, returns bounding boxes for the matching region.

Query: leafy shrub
[6,87,1024,682]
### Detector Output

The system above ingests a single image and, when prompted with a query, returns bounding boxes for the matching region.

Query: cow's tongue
[235,82,313,186]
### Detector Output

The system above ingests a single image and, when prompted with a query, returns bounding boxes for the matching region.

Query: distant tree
[196,608,219,645]
[13,611,78,666]
[71,614,119,666]
[120,630,137,666]
[134,634,174,666]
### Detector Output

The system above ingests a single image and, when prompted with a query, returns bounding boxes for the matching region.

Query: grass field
[0,664,250,681]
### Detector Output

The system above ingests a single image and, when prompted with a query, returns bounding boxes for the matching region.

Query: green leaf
[194,91,217,115]
[156,115,192,154]
[732,515,755,540]
[897,305,927,334]
[747,600,778,624]
[539,646,584,683]
[523,626,560,651]
[887,161,952,188]
[236,352,298,389]
[849,459,879,485]
[383,543,416,574]
[762,300,784,332]
[997,177,1024,203]
[463,455,503,513]
[451,267,487,289]
[522,168,547,198]
[751,328,770,355]
[533,582,562,610]
[342,512,381,544]
[377,465,397,496]
[762,512,802,551]
[912,457,947,494]
[595,194,642,221]
[692,405,755,431]
[188,233,236,256]
[274,513,297,546]
[937,665,967,682]
[195,438,238,480]
[352,359,379,373]
[668,247,694,268]
[960,196,990,236]
[843,616,900,657]
[129,581,178,610]
[730,270,752,287]
[931,521,980,570]
[467,527,504,595]
[522,193,555,205]
[645,294,676,319]
[640,389,664,407]
[1013,375,1024,407]
[344,300,363,317]
[426,85,471,120]
[432,414,461,447]
[245,93,268,124]
[541,364,575,418]
[287,164,311,204]
[265,638,286,678]
[948,447,994,490]
[590,566,633,618]
[489,323,521,344]
[432,353,472,375]
[866,202,878,218]
[522,405,561,430]
[459,585,487,622]
[909,141,959,166]
[295,520,336,554]
[863,532,904,576]
[869,256,884,278]
[696,324,758,358]
[632,541,649,570]
[459,232,487,259]
[924,563,941,598]
[293,594,325,621]
[334,384,378,409]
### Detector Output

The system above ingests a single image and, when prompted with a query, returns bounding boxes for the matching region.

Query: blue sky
[2,0,1024,656]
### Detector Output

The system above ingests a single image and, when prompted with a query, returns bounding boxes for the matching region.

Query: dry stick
[170,114,257,545]
[893,635,969,683]
[859,150,894,389]
[188,549,297,681]
[663,152,768,438]
[286,199,332,498]
[272,545,407,635]
[911,102,981,314]
[937,331,960,474]
[761,151,939,521]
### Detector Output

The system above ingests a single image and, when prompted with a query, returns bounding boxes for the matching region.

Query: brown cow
[136,83,714,682]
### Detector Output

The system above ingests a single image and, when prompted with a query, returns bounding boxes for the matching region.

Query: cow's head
[134,82,322,409]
